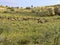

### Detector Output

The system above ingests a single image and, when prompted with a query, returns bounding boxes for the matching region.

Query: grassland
[0,5,60,45]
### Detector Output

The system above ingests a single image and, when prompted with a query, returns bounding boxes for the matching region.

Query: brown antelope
[44,19,48,22]
[22,18,29,21]
[37,18,43,23]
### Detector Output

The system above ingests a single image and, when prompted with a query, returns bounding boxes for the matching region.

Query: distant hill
[0,4,60,16]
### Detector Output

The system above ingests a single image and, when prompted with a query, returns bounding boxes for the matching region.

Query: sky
[0,0,60,7]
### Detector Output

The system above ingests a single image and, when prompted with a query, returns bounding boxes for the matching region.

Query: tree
[31,5,33,8]
[16,7,19,9]
[25,7,31,9]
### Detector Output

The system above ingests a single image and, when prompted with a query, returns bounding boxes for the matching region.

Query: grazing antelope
[7,17,11,20]
[11,18,16,21]
[38,20,43,23]
[44,19,48,22]
[22,18,29,21]
[0,17,2,18]
[37,18,43,23]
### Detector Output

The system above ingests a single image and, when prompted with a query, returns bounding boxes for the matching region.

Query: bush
[31,10,36,13]
[0,28,3,34]
[47,8,54,16]
[3,11,9,13]
[10,8,14,11]
[54,7,60,15]
[25,7,31,9]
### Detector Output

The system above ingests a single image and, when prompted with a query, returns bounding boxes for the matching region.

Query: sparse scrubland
[0,4,60,45]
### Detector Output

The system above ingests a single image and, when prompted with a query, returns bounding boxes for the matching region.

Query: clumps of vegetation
[25,7,31,9]
[3,11,9,13]
[31,7,55,16]
[0,28,3,34]
[1,4,60,16]
[3,7,15,13]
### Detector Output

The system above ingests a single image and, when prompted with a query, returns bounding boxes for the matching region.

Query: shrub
[25,7,31,9]
[3,11,9,13]
[31,10,36,13]
[47,8,54,16]
[10,8,14,11]
[0,28,3,34]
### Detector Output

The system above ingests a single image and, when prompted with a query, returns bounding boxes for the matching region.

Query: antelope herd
[0,16,48,23]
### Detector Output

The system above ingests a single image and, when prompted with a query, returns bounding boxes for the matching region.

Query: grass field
[0,5,60,45]
[0,12,60,45]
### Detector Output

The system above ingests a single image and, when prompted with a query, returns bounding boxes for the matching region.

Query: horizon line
[0,3,60,8]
